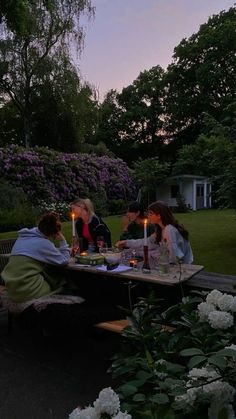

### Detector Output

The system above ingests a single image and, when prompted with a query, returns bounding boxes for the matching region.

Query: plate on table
[96,264,133,273]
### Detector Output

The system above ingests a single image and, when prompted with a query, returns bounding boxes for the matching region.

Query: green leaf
[150,393,169,404]
[180,348,204,356]
[132,393,146,402]
[119,383,137,396]
[136,370,152,380]
[188,355,207,369]
[208,355,226,369]
[218,348,236,357]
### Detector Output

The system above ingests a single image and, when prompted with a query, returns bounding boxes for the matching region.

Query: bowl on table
[99,247,122,270]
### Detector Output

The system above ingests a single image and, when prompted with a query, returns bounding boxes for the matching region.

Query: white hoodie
[11,227,70,265]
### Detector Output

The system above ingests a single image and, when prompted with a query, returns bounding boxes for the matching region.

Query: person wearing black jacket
[71,198,112,252]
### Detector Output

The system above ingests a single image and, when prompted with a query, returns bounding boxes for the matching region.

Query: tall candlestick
[72,212,76,237]
[144,219,148,245]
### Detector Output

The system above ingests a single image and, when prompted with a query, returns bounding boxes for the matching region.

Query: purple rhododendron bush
[0,145,136,209]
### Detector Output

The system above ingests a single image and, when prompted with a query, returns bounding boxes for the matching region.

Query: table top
[67,261,204,286]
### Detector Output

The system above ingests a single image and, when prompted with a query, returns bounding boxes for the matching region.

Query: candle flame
[71,212,75,219]
[144,219,148,225]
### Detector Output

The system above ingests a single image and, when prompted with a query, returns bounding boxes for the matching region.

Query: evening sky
[78,0,235,100]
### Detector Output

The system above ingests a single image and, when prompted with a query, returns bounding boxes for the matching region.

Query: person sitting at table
[120,201,155,240]
[71,198,112,252]
[1,211,123,336]
[1,211,70,303]
[116,201,193,264]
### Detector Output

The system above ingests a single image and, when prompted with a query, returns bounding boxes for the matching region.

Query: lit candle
[144,219,148,245]
[72,212,76,237]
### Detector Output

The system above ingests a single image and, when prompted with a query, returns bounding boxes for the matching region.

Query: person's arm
[120,222,134,240]
[162,225,184,263]
[117,234,156,249]
[39,234,70,265]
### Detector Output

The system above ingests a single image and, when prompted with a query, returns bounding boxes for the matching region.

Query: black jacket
[75,214,112,252]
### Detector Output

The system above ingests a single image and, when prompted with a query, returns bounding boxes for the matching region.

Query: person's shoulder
[164,224,178,234]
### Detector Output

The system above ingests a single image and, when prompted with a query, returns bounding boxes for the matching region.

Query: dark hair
[127,201,145,219]
[148,201,189,243]
[38,212,61,237]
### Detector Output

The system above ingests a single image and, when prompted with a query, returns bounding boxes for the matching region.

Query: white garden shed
[156,175,212,211]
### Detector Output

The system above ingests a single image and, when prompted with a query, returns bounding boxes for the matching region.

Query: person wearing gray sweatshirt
[1,212,70,303]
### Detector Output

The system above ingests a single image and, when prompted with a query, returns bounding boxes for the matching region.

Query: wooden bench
[94,319,175,334]
[186,270,236,294]
[95,319,129,334]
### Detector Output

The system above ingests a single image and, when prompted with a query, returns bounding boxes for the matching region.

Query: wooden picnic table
[67,261,204,286]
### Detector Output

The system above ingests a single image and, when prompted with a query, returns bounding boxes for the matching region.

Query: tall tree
[0,0,94,147]
[96,66,166,164]
[164,5,236,149]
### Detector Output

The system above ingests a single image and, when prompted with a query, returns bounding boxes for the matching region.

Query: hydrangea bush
[0,145,136,210]
[110,290,236,418]
[69,388,131,419]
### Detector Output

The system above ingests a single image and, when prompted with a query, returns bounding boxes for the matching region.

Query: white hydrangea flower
[69,406,98,419]
[155,359,166,365]
[175,387,198,407]
[188,367,219,381]
[202,380,235,403]
[225,344,236,351]
[197,302,215,321]
[217,294,234,311]
[68,407,81,419]
[229,297,236,312]
[208,310,234,329]
[206,290,223,306]
[208,402,236,419]
[94,387,120,416]
[112,412,132,419]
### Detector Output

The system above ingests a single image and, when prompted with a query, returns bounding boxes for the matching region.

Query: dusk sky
[78,0,234,100]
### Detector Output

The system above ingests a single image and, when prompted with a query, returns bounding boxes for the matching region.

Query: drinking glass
[97,236,105,251]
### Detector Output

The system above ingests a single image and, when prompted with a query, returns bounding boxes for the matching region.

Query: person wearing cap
[120,201,154,240]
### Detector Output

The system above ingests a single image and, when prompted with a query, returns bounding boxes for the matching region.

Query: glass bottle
[158,240,169,275]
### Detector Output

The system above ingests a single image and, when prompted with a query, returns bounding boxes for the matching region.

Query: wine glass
[97,235,105,252]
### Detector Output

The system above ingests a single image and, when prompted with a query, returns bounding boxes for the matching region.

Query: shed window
[171,185,180,198]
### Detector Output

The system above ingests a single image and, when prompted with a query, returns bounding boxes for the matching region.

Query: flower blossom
[188,367,219,381]
[229,297,236,312]
[197,302,215,322]
[202,380,235,403]
[175,387,199,408]
[225,344,236,351]
[208,310,234,329]
[113,412,132,419]
[94,387,120,416]
[217,294,234,312]
[68,406,98,419]
[206,290,223,306]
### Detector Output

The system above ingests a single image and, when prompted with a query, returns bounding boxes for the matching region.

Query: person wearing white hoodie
[1,212,70,303]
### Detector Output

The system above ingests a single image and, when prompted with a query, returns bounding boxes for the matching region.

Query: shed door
[196,184,204,209]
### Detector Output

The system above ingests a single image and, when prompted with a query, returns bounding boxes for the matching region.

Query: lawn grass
[1,209,236,275]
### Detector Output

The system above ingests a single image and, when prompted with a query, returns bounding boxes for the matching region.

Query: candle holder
[142,245,151,274]
[71,236,80,257]
[129,258,138,271]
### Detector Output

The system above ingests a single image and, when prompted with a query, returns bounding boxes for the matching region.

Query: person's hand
[116,240,127,248]
[54,231,65,241]
[122,214,129,231]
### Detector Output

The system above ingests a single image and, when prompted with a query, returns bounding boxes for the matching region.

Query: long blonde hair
[71,198,95,218]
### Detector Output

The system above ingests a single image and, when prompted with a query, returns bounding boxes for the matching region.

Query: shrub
[0,146,136,211]
[111,291,236,418]
[0,180,37,231]
[108,199,127,215]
